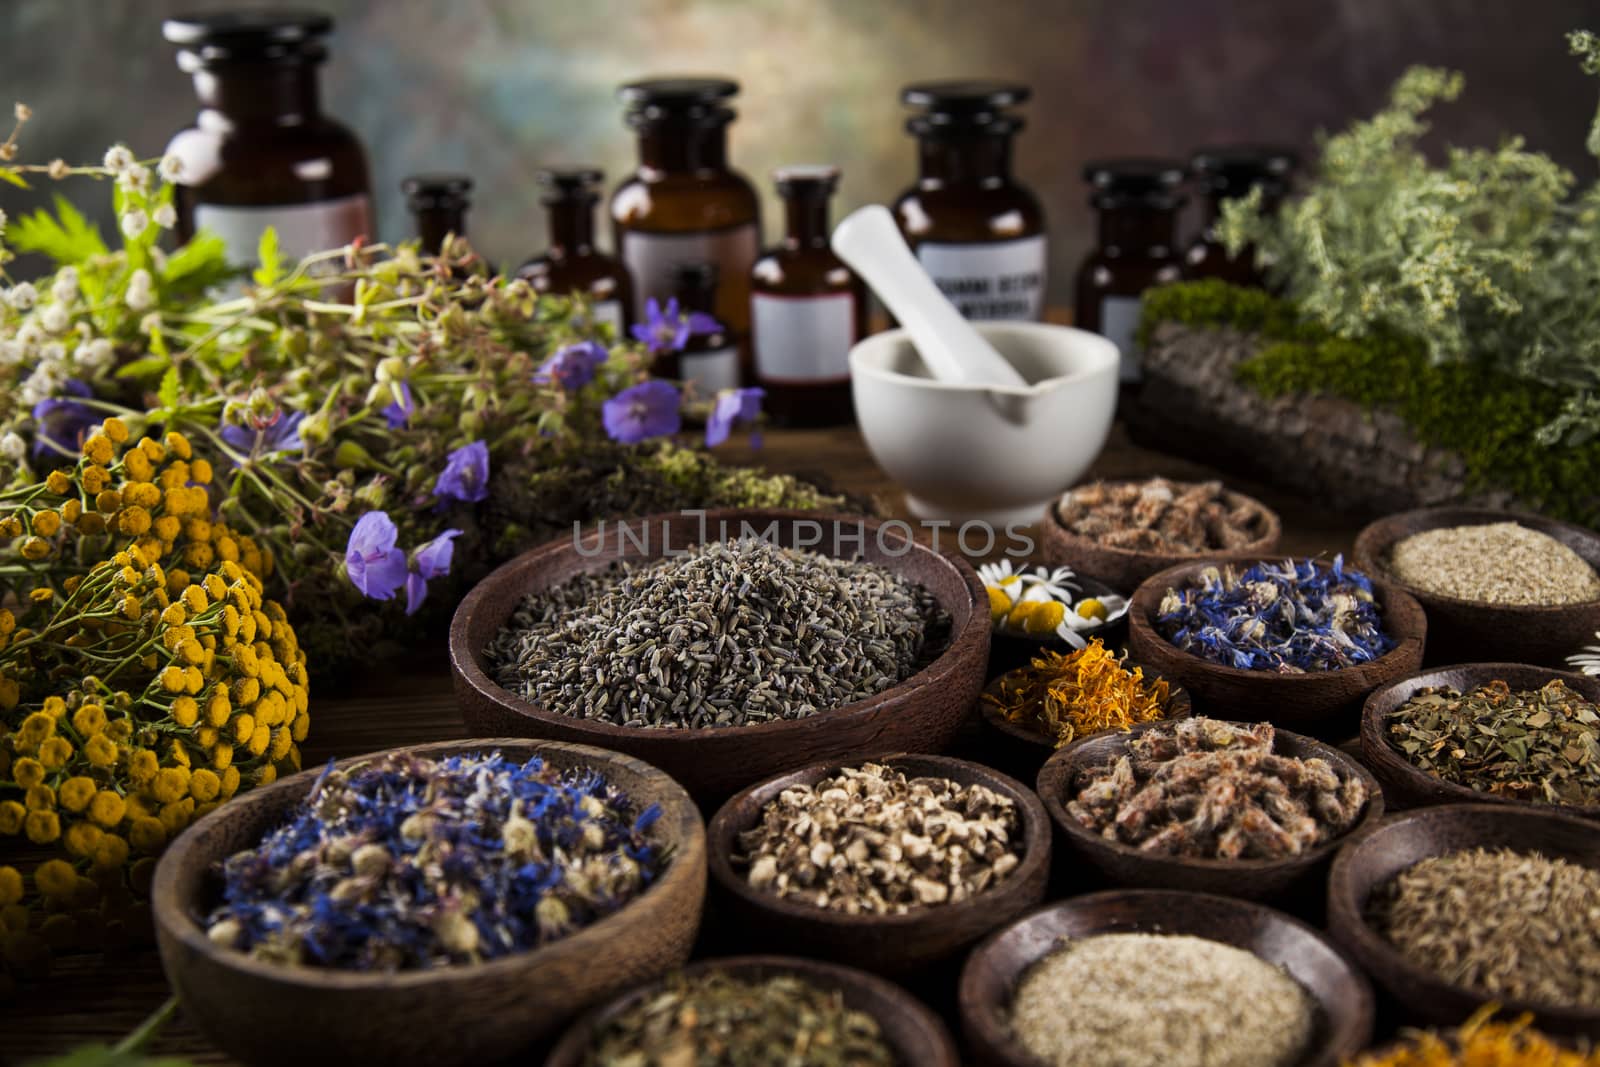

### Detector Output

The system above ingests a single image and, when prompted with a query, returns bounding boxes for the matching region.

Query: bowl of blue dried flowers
[1127,556,1427,736]
[151,739,706,1067]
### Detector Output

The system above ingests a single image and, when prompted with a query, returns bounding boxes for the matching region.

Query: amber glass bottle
[660,262,738,396]
[518,168,634,335]
[162,10,371,269]
[750,166,864,427]
[1074,160,1186,385]
[611,78,760,373]
[893,81,1046,321]
[1184,145,1297,286]
[401,174,471,256]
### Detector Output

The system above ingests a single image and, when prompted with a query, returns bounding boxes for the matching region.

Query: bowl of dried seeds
[451,509,989,801]
[1127,556,1428,735]
[545,955,961,1067]
[1041,477,1283,593]
[1327,804,1600,1038]
[151,739,707,1067]
[1361,663,1600,819]
[1036,717,1383,902]
[959,889,1374,1067]
[705,755,1051,976]
[1353,508,1600,668]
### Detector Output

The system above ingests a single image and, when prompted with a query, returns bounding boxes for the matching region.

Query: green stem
[114,994,181,1055]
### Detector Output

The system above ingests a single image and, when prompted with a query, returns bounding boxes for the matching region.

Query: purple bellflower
[434,440,490,505]
[405,528,462,615]
[602,380,681,444]
[32,379,98,459]
[630,298,721,355]
[704,386,764,448]
[345,511,409,602]
[535,341,608,392]
[221,410,305,460]
[382,382,415,429]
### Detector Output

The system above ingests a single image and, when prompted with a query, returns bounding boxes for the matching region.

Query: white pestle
[831,205,1031,391]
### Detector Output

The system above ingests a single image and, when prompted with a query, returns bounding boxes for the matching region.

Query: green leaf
[0,168,29,189]
[8,195,108,265]
[161,230,232,291]
[115,355,172,381]
[157,367,180,410]
[253,226,282,288]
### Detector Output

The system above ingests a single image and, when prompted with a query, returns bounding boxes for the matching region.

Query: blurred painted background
[2,0,1596,308]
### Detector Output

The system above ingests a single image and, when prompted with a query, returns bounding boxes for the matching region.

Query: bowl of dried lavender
[1036,717,1382,902]
[1354,507,1600,668]
[1327,803,1600,1038]
[545,955,960,1067]
[1361,663,1600,819]
[1127,556,1427,735]
[1041,477,1283,593]
[151,739,706,1067]
[959,889,1374,1067]
[453,508,988,801]
[704,755,1051,976]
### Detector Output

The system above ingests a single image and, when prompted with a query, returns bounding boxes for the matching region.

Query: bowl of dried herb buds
[546,955,961,1067]
[151,739,707,1067]
[1042,477,1283,593]
[704,755,1051,976]
[1128,555,1427,735]
[1327,803,1600,1038]
[1354,507,1600,668]
[1037,717,1382,901]
[959,889,1374,1067]
[452,508,988,801]
[1362,663,1600,819]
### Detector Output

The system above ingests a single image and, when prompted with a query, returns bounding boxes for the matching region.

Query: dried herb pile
[1387,522,1600,607]
[1065,718,1369,859]
[1385,679,1600,806]
[1155,557,1394,672]
[1057,478,1269,554]
[984,640,1173,749]
[1347,1007,1600,1067]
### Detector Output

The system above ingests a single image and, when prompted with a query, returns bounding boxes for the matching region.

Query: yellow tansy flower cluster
[0,420,309,989]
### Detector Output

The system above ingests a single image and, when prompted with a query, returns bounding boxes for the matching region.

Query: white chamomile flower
[0,432,24,462]
[153,202,177,229]
[7,281,37,311]
[1030,565,1082,603]
[38,303,69,334]
[102,144,135,173]
[120,209,149,240]
[159,153,184,182]
[1569,633,1600,677]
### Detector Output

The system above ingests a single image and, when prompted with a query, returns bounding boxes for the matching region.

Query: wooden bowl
[986,571,1130,679]
[545,955,961,1067]
[978,659,1192,760]
[1353,507,1600,668]
[1036,720,1383,901]
[152,739,707,1067]
[449,509,988,802]
[1127,557,1428,736]
[1326,803,1600,1037]
[1361,662,1600,818]
[959,890,1374,1067]
[1040,480,1282,592]
[705,754,1050,976]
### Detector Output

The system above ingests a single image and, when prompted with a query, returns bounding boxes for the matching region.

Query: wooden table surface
[4,423,1364,1061]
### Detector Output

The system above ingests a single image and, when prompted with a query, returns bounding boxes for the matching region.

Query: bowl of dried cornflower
[451,508,989,801]
[1327,804,1600,1038]
[704,755,1051,976]
[1353,507,1600,669]
[151,739,706,1067]
[546,955,961,1067]
[1037,717,1383,902]
[1041,477,1282,593]
[1127,555,1427,735]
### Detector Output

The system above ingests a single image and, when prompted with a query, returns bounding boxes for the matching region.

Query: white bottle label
[1099,295,1145,383]
[915,234,1047,321]
[620,224,759,323]
[751,292,856,384]
[682,347,740,396]
[194,193,372,271]
[590,299,625,336]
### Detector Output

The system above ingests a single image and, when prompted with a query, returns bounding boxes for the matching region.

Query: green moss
[1140,280,1600,526]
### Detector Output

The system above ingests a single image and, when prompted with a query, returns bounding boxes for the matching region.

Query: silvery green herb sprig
[204,751,665,971]
[1155,556,1394,673]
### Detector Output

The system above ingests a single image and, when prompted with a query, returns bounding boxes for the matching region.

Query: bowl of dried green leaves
[1361,662,1600,819]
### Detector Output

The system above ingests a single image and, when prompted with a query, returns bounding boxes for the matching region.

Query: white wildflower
[0,340,24,365]
[153,202,177,229]
[150,246,167,272]
[38,303,69,334]
[124,268,153,311]
[0,208,7,235]
[46,158,69,180]
[14,321,41,348]
[0,432,24,462]
[117,164,152,194]
[76,337,113,369]
[139,312,161,335]
[119,209,149,239]
[13,103,31,123]
[20,363,63,405]
[159,154,184,182]
[102,144,135,173]
[40,341,65,365]
[7,281,37,310]
[50,267,78,305]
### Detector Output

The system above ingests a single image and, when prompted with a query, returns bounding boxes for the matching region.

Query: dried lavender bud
[1058,478,1269,554]
[1370,847,1600,1009]
[1155,556,1394,673]
[1387,522,1600,606]
[1065,718,1369,860]
[732,763,1023,915]
[204,751,665,971]
[485,538,948,729]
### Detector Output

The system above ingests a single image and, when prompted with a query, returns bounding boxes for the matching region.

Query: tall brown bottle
[893,81,1046,321]
[1183,145,1298,287]
[162,10,371,269]
[401,174,471,256]
[750,166,864,427]
[518,168,634,336]
[611,78,760,376]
